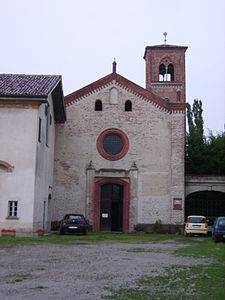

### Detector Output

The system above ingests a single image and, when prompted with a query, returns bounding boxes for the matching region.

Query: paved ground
[0,240,210,300]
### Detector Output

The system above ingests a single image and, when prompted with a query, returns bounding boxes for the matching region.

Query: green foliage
[14,273,31,283]
[203,131,225,175]
[153,219,162,233]
[186,100,225,175]
[134,223,146,232]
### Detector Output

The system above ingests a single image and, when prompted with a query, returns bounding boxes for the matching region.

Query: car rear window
[188,216,205,223]
[65,215,84,220]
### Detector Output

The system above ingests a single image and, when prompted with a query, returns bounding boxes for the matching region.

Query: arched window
[159,63,174,81]
[159,64,166,81]
[125,100,132,112]
[95,100,102,111]
[0,160,14,172]
[167,64,174,81]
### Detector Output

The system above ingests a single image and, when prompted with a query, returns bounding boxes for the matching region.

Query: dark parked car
[59,214,88,235]
[212,217,225,243]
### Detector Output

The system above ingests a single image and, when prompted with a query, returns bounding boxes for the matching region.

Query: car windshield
[189,216,205,223]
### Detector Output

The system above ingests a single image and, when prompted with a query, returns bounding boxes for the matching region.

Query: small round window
[97,128,129,161]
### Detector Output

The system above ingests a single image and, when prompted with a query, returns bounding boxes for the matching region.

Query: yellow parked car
[184,215,208,236]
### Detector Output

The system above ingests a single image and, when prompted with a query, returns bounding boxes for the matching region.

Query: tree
[203,132,225,175]
[185,99,205,174]
[185,100,225,175]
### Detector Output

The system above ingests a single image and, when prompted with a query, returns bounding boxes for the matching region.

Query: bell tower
[144,36,188,103]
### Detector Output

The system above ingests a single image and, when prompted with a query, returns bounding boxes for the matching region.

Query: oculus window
[97,128,129,161]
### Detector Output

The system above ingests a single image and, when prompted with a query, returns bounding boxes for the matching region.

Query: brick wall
[52,82,185,229]
[144,46,187,103]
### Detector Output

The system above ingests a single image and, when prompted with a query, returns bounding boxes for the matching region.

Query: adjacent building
[0,74,66,232]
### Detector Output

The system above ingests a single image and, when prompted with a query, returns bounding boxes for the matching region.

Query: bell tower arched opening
[144,44,187,102]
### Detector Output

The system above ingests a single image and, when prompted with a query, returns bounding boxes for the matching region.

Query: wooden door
[100,184,123,231]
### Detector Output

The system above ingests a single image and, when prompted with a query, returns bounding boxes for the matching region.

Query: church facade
[53,43,187,232]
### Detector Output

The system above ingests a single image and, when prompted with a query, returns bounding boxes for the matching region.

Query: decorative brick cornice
[65,74,113,106]
[65,72,185,112]
[170,103,186,113]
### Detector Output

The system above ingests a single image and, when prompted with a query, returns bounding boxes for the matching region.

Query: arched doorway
[93,177,130,232]
[185,191,225,219]
[100,184,123,231]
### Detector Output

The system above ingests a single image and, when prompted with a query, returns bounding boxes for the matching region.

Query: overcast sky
[1,0,224,134]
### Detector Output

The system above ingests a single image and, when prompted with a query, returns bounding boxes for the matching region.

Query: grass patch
[127,247,163,253]
[137,264,225,299]
[174,237,225,262]
[36,267,46,271]
[0,232,183,247]
[127,247,146,253]
[108,238,225,300]
[14,273,31,283]
[34,285,48,290]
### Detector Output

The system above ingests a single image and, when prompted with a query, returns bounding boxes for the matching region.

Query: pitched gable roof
[65,72,185,113]
[0,74,66,122]
[0,74,61,98]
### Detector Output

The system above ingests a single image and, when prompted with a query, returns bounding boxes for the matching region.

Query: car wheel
[83,229,87,236]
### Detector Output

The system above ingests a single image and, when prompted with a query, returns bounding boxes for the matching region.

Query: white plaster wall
[53,84,183,226]
[33,95,56,231]
[0,106,37,231]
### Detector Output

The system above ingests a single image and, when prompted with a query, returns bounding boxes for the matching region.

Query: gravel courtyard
[0,240,210,300]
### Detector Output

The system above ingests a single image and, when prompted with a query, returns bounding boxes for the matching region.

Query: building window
[159,64,166,81]
[125,100,132,112]
[159,63,174,81]
[95,100,102,111]
[167,64,174,81]
[8,201,18,217]
[97,128,129,161]
[103,134,124,155]
[0,160,13,172]
[173,198,182,210]
[46,112,49,146]
[38,118,42,142]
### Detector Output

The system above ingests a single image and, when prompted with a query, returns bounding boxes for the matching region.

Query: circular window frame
[97,128,129,161]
